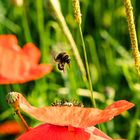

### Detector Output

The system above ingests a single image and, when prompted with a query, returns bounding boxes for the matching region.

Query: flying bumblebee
[54,52,71,71]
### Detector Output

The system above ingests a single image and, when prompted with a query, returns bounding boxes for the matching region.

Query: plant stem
[123,0,140,74]
[15,108,29,131]
[36,0,47,62]
[128,104,139,140]
[47,0,87,83]
[78,25,96,108]
[13,100,29,131]
[22,0,32,42]
[7,92,29,131]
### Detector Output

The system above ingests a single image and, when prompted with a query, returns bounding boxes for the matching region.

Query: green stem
[78,25,96,108]
[36,0,47,62]
[128,104,139,139]
[22,0,32,42]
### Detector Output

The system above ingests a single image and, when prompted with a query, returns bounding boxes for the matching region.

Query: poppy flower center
[51,99,84,107]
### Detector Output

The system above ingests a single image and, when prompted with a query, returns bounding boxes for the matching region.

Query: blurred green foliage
[0,0,140,139]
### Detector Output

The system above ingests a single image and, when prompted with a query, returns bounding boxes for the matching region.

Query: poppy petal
[87,100,134,126]
[86,126,112,140]
[0,34,20,51]
[0,64,52,84]
[0,34,52,84]
[22,43,41,65]
[17,123,112,140]
[19,64,52,83]
[16,93,134,128]
[0,48,30,79]
[0,121,21,135]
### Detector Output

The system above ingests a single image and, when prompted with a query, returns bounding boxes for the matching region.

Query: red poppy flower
[0,120,22,135]
[17,124,113,140]
[0,34,52,84]
[7,92,134,140]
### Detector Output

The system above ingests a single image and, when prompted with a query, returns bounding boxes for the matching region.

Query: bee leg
[58,63,65,71]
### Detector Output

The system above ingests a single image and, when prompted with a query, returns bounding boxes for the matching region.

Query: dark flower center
[51,99,84,107]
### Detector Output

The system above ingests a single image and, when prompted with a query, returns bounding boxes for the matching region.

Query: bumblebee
[54,52,70,71]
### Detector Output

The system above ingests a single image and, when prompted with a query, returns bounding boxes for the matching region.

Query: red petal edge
[17,123,112,140]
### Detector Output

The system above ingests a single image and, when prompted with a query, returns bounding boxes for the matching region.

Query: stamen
[51,99,84,107]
